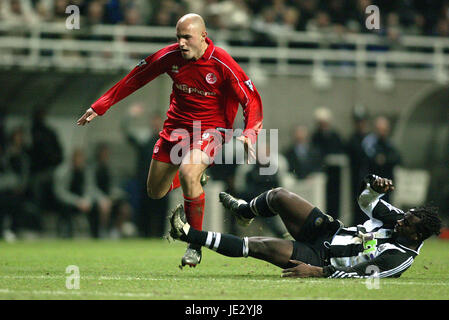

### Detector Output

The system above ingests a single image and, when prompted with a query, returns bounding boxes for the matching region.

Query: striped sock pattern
[205,232,222,251]
[249,190,278,217]
[185,229,246,258]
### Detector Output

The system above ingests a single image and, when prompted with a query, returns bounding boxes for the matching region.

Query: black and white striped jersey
[323,183,422,279]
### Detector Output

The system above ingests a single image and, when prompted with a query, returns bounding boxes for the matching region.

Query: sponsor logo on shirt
[205,72,217,84]
[175,83,216,96]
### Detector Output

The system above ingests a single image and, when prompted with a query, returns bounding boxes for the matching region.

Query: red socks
[183,192,205,231]
[167,171,205,231]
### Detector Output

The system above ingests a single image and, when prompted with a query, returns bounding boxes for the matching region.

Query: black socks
[238,190,279,219]
[185,228,249,258]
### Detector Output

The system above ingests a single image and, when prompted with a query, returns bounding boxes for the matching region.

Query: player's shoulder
[152,43,181,60]
[210,45,239,68]
[210,45,248,79]
[163,42,181,52]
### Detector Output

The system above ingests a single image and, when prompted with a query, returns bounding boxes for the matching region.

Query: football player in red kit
[77,13,263,267]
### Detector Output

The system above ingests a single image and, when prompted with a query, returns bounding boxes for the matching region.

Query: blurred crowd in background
[0,0,448,38]
[0,104,403,241]
[0,0,446,241]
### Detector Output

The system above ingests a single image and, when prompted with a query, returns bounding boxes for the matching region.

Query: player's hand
[77,107,98,126]
[281,260,320,278]
[370,175,394,193]
[237,135,256,164]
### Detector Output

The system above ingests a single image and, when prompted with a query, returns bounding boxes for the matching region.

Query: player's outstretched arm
[281,260,325,278]
[77,107,98,126]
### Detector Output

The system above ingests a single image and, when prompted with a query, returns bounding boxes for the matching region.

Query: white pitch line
[0,275,448,286]
[0,288,155,298]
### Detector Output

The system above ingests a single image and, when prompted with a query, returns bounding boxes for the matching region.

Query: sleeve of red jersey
[226,62,263,145]
[90,46,176,115]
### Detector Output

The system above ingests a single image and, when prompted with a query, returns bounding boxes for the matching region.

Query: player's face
[394,211,421,241]
[176,23,206,60]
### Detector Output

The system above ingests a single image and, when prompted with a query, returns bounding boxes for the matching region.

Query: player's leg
[179,148,210,228]
[147,138,209,200]
[146,159,179,199]
[169,204,294,268]
[247,236,294,268]
[220,187,339,241]
[177,148,210,266]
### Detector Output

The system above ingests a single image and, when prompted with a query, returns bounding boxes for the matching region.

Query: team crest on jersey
[153,146,159,154]
[205,72,217,84]
[244,79,254,91]
[171,65,179,73]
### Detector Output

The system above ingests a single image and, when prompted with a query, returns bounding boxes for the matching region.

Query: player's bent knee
[178,166,201,185]
[146,187,166,200]
[268,187,289,208]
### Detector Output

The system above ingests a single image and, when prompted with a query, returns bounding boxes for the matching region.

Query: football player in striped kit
[168,174,441,278]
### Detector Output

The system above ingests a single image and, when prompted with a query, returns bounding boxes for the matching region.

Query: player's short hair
[411,206,442,241]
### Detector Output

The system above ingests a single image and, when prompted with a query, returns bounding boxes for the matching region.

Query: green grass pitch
[1,238,448,300]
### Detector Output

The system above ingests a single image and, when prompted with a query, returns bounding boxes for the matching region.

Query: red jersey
[91,38,263,144]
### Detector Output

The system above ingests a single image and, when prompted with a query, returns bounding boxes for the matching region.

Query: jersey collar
[200,37,215,61]
[396,241,423,255]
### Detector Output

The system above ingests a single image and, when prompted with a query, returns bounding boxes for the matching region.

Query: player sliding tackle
[169,175,441,278]
[77,13,263,267]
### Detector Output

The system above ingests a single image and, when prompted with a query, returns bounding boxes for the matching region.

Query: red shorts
[152,131,224,165]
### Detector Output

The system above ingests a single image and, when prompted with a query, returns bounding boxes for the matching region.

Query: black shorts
[289,207,340,267]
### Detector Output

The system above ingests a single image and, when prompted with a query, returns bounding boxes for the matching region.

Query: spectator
[207,139,239,234]
[306,11,333,33]
[91,142,134,238]
[311,107,344,219]
[1,0,39,25]
[207,0,251,30]
[324,0,351,33]
[405,13,426,36]
[1,127,42,239]
[382,12,403,44]
[311,107,344,156]
[292,0,318,31]
[347,0,373,33]
[0,109,6,151]
[251,7,283,46]
[283,125,322,179]
[282,6,300,31]
[104,0,125,24]
[239,143,291,239]
[345,107,371,225]
[207,141,238,195]
[121,104,168,238]
[0,142,20,240]
[362,116,401,202]
[435,18,449,37]
[149,0,185,26]
[29,107,63,214]
[124,6,142,26]
[54,148,106,238]
[52,0,71,22]
[86,0,105,26]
